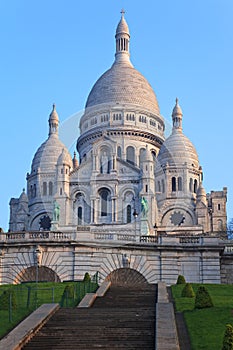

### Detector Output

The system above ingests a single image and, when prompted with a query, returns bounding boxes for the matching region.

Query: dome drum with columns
[9,12,227,238]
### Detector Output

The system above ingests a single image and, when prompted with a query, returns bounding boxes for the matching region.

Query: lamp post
[34,246,41,308]
[153,223,158,236]
[133,208,138,239]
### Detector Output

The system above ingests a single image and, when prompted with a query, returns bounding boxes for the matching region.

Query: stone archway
[105,268,148,286]
[15,266,60,284]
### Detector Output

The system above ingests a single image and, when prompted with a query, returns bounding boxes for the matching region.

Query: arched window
[43,182,47,196]
[78,207,82,225]
[157,181,161,193]
[49,182,53,196]
[178,177,182,191]
[162,179,165,193]
[126,146,135,165]
[127,205,131,223]
[194,179,198,193]
[117,146,122,158]
[33,184,36,197]
[139,148,146,165]
[172,177,176,192]
[189,178,193,192]
[151,150,156,162]
[30,185,33,198]
[99,188,110,217]
[217,219,223,231]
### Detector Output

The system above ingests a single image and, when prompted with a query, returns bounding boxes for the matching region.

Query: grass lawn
[0,280,98,339]
[171,283,233,350]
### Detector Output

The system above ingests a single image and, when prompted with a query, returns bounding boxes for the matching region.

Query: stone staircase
[23,284,157,349]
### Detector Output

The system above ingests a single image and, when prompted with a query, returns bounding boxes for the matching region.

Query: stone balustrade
[0,231,75,242]
[0,230,222,248]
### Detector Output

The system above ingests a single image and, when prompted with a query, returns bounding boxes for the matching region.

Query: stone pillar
[112,197,117,222]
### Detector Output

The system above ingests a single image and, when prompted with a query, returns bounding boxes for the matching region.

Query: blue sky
[0,0,232,231]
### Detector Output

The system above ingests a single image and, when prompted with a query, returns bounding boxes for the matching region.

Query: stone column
[112,197,117,222]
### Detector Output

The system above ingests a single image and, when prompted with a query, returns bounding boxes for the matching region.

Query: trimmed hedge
[195,285,213,309]
[176,275,186,284]
[181,283,195,298]
[83,272,91,282]
[222,324,233,350]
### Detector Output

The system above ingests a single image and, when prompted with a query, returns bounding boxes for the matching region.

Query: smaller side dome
[31,105,72,173]
[57,148,72,168]
[157,99,199,168]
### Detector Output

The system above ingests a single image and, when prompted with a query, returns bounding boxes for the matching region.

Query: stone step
[23,284,157,350]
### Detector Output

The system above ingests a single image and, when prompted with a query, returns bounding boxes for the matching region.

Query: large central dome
[84,12,160,116]
[77,12,164,157]
[85,62,160,115]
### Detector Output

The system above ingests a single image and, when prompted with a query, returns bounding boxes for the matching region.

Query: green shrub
[83,272,91,282]
[181,283,195,298]
[176,275,186,284]
[195,285,213,309]
[60,284,75,307]
[0,289,17,310]
[222,324,233,350]
[63,285,74,298]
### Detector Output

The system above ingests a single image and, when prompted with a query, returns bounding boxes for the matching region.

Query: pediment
[117,158,141,176]
[70,160,92,181]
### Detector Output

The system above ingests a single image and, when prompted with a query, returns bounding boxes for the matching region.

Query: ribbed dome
[31,134,72,172]
[85,62,160,115]
[84,13,160,116]
[157,130,199,168]
[157,99,199,169]
[31,105,72,173]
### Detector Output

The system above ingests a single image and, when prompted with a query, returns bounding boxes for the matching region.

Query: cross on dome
[121,8,125,17]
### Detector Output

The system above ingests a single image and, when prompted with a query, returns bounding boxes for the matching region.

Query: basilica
[5,13,230,285]
[9,12,227,237]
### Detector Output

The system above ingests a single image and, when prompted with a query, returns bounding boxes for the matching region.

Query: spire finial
[172,98,183,132]
[114,9,132,66]
[49,103,59,137]
[73,151,79,169]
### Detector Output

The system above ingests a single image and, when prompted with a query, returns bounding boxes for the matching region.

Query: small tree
[60,285,75,307]
[176,275,186,284]
[195,286,213,309]
[222,324,233,350]
[181,283,195,298]
[83,272,91,282]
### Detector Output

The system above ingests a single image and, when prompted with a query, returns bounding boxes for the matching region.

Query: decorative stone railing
[94,232,137,242]
[1,231,75,242]
[223,245,233,254]
[0,231,222,247]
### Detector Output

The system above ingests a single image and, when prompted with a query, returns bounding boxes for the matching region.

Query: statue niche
[100,150,110,174]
